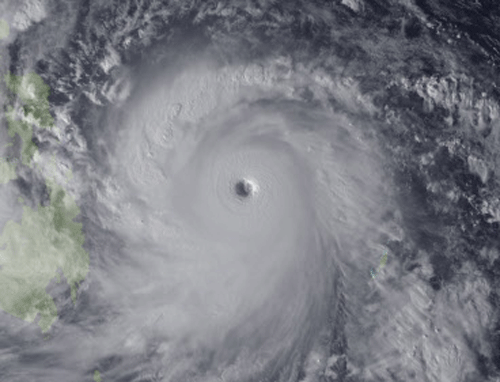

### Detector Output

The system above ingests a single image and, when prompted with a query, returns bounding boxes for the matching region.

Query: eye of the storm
[234,178,258,198]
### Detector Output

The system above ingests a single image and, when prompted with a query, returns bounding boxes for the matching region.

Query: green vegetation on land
[94,370,102,382]
[0,19,9,40]
[5,73,54,165]
[0,157,17,184]
[0,71,89,332]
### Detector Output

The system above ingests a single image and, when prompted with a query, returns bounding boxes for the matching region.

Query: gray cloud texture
[81,57,391,381]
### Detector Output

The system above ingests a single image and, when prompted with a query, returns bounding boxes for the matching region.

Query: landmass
[0,70,89,332]
[0,157,17,184]
[0,19,9,40]
[370,251,388,279]
[5,73,54,165]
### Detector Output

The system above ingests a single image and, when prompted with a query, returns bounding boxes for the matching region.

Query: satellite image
[0,0,499,381]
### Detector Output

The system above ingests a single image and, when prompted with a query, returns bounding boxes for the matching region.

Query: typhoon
[92,56,391,381]
[0,1,499,382]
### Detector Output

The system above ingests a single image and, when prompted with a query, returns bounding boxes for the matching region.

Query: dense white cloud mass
[85,57,390,381]
[1,1,500,382]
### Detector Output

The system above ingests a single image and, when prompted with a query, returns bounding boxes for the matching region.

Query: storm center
[234,178,258,198]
